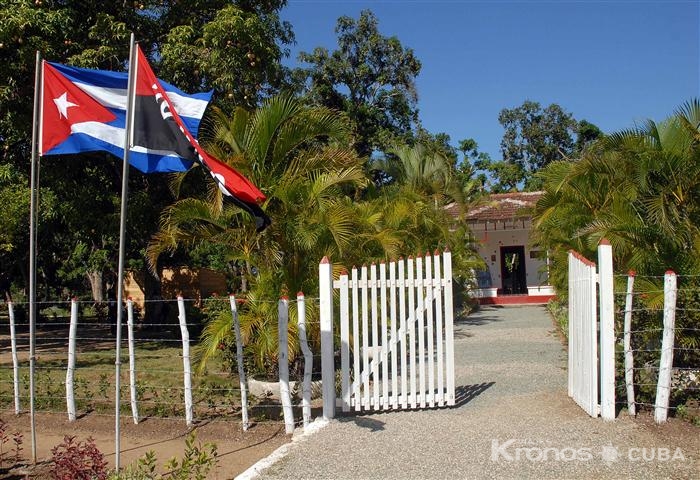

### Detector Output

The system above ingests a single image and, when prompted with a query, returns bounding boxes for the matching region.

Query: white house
[450,191,555,305]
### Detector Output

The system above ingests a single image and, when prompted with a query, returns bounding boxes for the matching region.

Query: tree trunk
[86,270,104,303]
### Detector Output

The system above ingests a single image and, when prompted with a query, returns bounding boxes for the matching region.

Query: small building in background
[124,267,227,311]
[452,191,555,305]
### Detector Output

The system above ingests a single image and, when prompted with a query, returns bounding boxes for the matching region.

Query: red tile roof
[458,191,544,222]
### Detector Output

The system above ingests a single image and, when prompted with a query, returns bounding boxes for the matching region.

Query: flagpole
[28,50,42,464]
[114,32,137,473]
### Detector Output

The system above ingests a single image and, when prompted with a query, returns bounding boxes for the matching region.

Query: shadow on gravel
[337,416,385,432]
[454,382,495,407]
[456,315,504,326]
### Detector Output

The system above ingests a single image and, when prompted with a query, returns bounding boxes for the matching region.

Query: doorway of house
[500,246,527,294]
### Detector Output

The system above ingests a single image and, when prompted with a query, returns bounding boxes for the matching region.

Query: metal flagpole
[114,32,137,472]
[28,50,42,464]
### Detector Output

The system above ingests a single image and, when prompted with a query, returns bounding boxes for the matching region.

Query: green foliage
[294,10,421,157]
[113,433,218,480]
[533,99,700,414]
[475,101,599,191]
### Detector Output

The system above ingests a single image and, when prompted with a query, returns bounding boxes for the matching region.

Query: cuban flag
[40,60,212,173]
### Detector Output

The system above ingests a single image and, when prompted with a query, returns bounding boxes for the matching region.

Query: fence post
[297,292,313,428]
[655,271,677,424]
[66,298,78,421]
[339,271,350,412]
[126,298,139,424]
[319,257,335,419]
[598,240,615,421]
[623,272,636,416]
[278,297,294,434]
[8,302,20,414]
[229,295,249,431]
[443,249,456,407]
[177,296,193,426]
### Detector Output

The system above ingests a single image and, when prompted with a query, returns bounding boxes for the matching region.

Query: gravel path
[252,305,699,479]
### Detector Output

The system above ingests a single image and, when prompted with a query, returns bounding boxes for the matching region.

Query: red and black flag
[131,45,270,231]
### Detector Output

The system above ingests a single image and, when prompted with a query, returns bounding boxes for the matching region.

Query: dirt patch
[1,411,290,479]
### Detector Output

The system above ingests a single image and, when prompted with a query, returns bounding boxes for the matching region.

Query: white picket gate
[567,241,615,420]
[319,250,455,416]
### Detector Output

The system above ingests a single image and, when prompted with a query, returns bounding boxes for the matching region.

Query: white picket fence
[318,250,455,416]
[567,241,615,420]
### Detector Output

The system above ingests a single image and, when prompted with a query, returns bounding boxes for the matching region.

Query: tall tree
[473,101,594,192]
[0,0,294,301]
[293,10,421,158]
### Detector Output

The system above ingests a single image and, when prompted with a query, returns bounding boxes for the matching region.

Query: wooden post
[416,255,426,408]
[8,302,20,414]
[297,293,313,428]
[389,260,398,409]
[407,256,417,408]
[443,249,456,406]
[66,298,78,421]
[425,253,435,408]
[655,271,677,424]
[229,295,249,431]
[379,262,388,409]
[278,297,294,433]
[319,257,335,419]
[351,267,361,412]
[433,250,445,407]
[177,297,193,426]
[361,264,370,410]
[126,298,139,424]
[339,272,351,412]
[370,263,379,409]
[623,272,636,416]
[598,240,615,421]
[398,258,408,409]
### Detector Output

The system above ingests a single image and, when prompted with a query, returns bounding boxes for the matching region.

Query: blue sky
[281,0,699,161]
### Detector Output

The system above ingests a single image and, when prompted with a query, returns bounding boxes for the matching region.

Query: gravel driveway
[246,305,699,479]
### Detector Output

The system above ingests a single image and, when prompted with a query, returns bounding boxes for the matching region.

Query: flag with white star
[39,60,212,173]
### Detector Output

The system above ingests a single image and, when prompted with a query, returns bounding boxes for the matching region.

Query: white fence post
[379,262,389,410]
[389,260,398,410]
[278,297,294,434]
[433,250,445,407]
[8,302,20,414]
[598,240,616,421]
[126,298,139,424]
[370,263,379,409]
[361,264,370,409]
[177,296,193,426]
[398,258,408,409]
[229,295,249,431]
[66,298,78,421]
[351,267,361,412]
[425,253,435,408]
[319,257,335,419]
[443,249,456,406]
[655,271,677,424]
[297,292,313,428]
[623,272,636,416]
[339,271,351,412]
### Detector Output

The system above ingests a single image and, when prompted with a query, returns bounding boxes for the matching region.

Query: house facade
[457,191,555,304]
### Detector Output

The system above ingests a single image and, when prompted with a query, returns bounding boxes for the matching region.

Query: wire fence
[0,295,324,431]
[613,273,700,422]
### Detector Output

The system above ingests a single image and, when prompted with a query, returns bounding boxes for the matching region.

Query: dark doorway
[500,246,527,294]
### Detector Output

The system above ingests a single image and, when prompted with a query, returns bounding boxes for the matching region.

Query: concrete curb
[234,418,330,480]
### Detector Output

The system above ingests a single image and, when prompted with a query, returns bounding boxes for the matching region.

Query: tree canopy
[473,100,601,192]
[293,10,422,158]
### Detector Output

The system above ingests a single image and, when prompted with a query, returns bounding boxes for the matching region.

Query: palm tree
[147,94,367,372]
[533,99,700,289]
